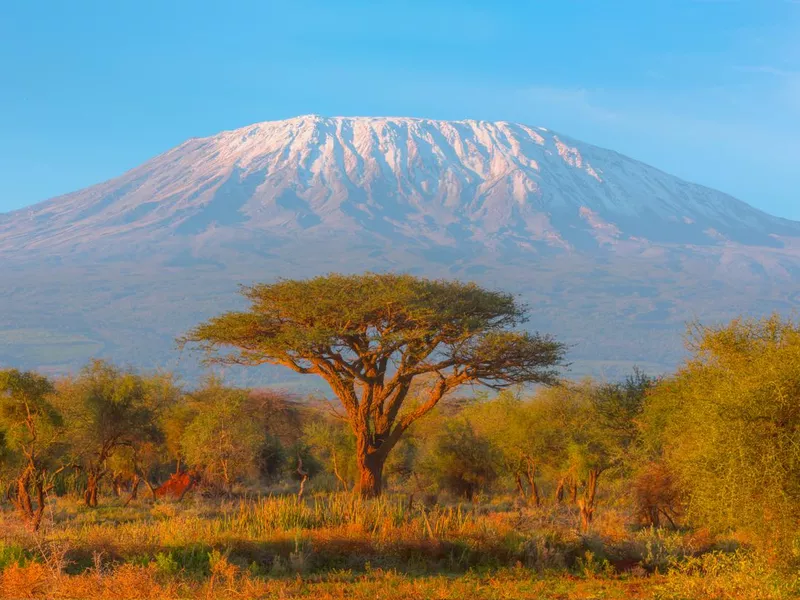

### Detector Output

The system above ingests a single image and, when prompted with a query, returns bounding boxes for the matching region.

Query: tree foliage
[179,378,265,493]
[55,360,161,507]
[303,418,357,491]
[0,369,63,529]
[4,309,797,552]
[469,390,554,504]
[646,315,800,540]
[421,417,499,500]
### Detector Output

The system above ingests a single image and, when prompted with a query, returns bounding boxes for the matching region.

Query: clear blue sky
[1,0,798,218]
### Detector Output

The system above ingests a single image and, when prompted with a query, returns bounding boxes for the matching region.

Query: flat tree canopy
[181,272,566,496]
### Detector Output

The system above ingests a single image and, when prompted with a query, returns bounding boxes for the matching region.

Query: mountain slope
[4,115,799,256]
[1,115,799,382]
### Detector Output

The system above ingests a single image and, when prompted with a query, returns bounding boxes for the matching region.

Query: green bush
[0,542,35,569]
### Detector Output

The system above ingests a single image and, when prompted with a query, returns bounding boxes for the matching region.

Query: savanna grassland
[2,274,800,599]
[1,493,795,600]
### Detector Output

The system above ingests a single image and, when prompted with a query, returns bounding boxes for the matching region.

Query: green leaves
[242,272,523,333]
[648,314,800,539]
[0,369,62,456]
[181,272,537,371]
[452,331,565,387]
[180,382,264,490]
[182,272,565,392]
[54,360,163,492]
[421,417,499,499]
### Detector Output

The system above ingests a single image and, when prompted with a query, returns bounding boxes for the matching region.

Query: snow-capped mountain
[1,115,799,382]
[3,115,798,257]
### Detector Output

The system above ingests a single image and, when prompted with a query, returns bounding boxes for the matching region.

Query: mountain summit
[1,116,799,381]
[3,115,798,258]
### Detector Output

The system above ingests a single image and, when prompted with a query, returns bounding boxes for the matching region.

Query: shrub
[421,419,498,500]
[647,315,800,545]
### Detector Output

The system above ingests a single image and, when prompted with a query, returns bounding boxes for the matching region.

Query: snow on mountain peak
[1,115,798,256]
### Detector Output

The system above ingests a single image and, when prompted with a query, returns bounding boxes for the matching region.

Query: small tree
[303,418,357,491]
[471,390,555,504]
[107,440,165,504]
[0,369,64,530]
[181,273,566,497]
[532,381,616,532]
[421,417,498,500]
[591,368,656,467]
[243,390,305,484]
[161,396,195,474]
[56,360,161,507]
[109,372,180,503]
[647,315,800,542]
[180,379,265,494]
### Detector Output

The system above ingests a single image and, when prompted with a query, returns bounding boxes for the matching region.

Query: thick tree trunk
[14,469,47,531]
[554,477,566,504]
[357,453,385,498]
[525,461,540,506]
[578,469,600,533]
[31,481,46,532]
[84,473,100,507]
[16,476,33,520]
[514,473,526,498]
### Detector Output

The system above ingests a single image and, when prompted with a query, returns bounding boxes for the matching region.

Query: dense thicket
[644,316,800,543]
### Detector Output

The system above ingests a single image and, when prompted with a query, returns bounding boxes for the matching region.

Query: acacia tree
[421,417,499,500]
[647,315,800,542]
[180,379,265,494]
[0,370,64,530]
[182,272,566,497]
[529,381,614,532]
[56,360,161,507]
[591,368,656,467]
[470,390,556,505]
[541,373,654,532]
[304,418,357,491]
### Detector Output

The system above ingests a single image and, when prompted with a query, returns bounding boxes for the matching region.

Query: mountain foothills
[1,115,799,382]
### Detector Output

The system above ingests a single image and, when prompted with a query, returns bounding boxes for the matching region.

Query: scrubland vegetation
[1,274,799,598]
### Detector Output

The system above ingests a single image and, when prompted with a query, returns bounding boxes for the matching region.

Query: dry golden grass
[2,564,795,600]
[0,494,797,599]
